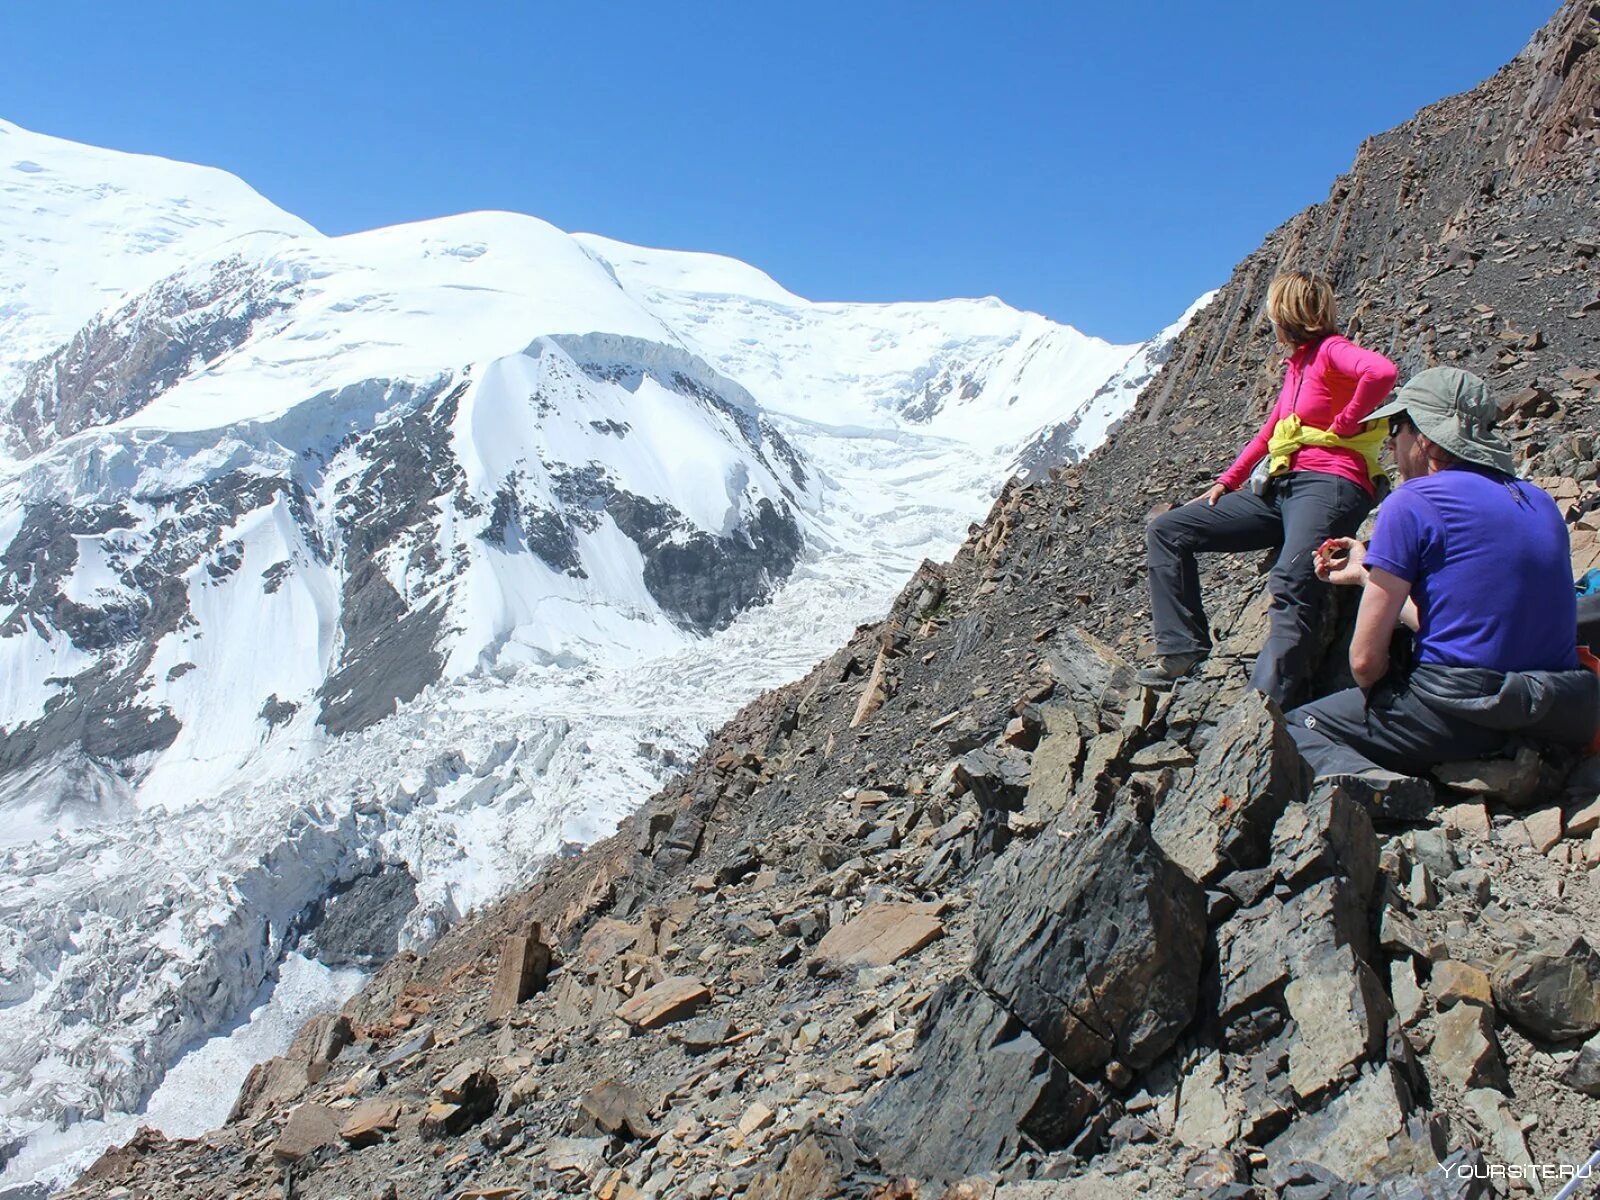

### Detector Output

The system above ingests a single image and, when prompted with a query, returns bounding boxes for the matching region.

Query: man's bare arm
[1350,567,1413,688]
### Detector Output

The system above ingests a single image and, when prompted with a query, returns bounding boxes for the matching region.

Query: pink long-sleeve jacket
[1217,334,1399,496]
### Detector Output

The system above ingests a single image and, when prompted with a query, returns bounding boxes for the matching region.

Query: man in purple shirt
[1287,368,1598,807]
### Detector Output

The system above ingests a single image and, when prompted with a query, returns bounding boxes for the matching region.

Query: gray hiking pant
[1145,470,1372,709]
[1286,677,1508,778]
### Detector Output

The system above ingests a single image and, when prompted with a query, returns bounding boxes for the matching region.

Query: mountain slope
[0,122,1202,1191]
[55,3,1600,1198]
[0,120,315,395]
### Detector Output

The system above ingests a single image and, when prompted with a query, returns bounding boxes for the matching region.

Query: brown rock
[1432,961,1493,1010]
[272,1102,343,1162]
[580,1079,655,1139]
[1433,746,1542,808]
[1283,946,1391,1101]
[1522,805,1564,854]
[340,1097,402,1147]
[488,924,552,1021]
[615,976,711,1028]
[226,1055,316,1123]
[813,903,943,969]
[1439,802,1490,838]
[1565,795,1600,838]
[578,918,641,970]
[1431,1003,1509,1091]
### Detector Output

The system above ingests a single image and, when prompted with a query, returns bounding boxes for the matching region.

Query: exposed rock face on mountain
[47,2,1600,1197]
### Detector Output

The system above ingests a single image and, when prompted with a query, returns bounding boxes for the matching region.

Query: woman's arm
[1324,340,1399,437]
[1217,402,1285,492]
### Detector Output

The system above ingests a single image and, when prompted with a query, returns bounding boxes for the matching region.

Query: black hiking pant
[1145,470,1373,710]
[1286,676,1508,778]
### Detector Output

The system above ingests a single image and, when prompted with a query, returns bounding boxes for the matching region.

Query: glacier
[0,117,1208,1192]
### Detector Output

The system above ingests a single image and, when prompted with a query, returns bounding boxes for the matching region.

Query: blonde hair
[1266,272,1338,345]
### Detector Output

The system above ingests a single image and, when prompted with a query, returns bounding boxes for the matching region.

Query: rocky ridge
[55,3,1600,1198]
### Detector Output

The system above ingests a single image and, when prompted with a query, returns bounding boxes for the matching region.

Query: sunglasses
[1387,413,1415,439]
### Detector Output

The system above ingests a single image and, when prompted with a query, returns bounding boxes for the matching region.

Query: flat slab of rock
[1152,691,1309,882]
[852,976,1095,1186]
[340,1097,402,1147]
[1265,1065,1439,1185]
[972,806,1205,1073]
[813,903,944,969]
[273,1102,342,1162]
[487,924,551,1020]
[616,976,711,1029]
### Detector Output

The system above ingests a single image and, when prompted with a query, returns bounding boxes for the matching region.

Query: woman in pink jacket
[1139,271,1398,708]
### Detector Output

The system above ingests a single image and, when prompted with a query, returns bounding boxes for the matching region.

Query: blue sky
[2,1,1554,343]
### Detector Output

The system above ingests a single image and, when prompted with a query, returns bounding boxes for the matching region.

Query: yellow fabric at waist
[1265,413,1388,483]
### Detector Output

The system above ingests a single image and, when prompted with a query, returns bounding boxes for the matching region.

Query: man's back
[1365,463,1577,673]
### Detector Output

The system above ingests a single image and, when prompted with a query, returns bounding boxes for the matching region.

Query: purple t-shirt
[1366,464,1577,672]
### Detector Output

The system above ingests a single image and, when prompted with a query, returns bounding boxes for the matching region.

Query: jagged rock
[669,1016,733,1052]
[1272,782,1379,900]
[1430,1003,1509,1091]
[746,1128,857,1200]
[544,1136,612,1176]
[1432,746,1542,808]
[226,1055,317,1123]
[1561,1030,1600,1096]
[1431,962,1492,1010]
[616,976,711,1028]
[1490,936,1600,1041]
[1440,802,1490,838]
[420,1060,498,1137]
[852,976,1096,1185]
[1518,804,1563,854]
[487,924,552,1020]
[1216,877,1371,1043]
[1566,792,1600,837]
[581,1079,655,1139]
[340,1097,402,1147]
[273,1102,343,1162]
[1151,692,1309,882]
[813,903,944,971]
[1283,945,1392,1101]
[1392,960,1426,1027]
[1019,706,1082,826]
[1264,1065,1440,1186]
[971,805,1205,1073]
[287,1012,354,1069]
[1173,1051,1237,1149]
[1460,1090,1533,1179]
[378,1024,436,1069]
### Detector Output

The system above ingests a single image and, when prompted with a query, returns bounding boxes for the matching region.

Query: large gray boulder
[1491,936,1600,1043]
[971,805,1206,1074]
[852,976,1096,1184]
[1152,691,1310,882]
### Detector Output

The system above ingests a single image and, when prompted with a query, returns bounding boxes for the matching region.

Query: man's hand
[1315,537,1367,586]
[1189,483,1227,507]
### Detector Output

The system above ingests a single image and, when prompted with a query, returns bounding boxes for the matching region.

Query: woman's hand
[1189,483,1228,507]
[1315,537,1367,586]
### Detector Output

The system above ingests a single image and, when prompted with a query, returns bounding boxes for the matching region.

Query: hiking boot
[1135,651,1207,690]
[1317,770,1435,824]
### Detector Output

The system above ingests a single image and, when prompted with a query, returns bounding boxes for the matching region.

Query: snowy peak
[0,119,315,383]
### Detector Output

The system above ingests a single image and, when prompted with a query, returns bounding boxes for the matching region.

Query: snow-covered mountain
[0,118,1206,1191]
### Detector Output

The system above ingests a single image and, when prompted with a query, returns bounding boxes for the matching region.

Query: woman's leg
[1146,488,1282,657]
[1252,473,1374,709]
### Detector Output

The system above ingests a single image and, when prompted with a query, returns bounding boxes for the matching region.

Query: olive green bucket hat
[1367,366,1516,475]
